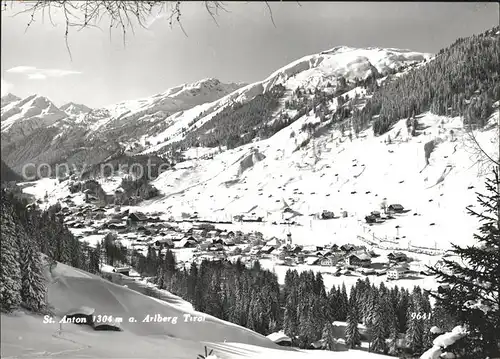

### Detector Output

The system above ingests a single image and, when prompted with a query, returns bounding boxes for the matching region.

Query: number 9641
[410,312,431,320]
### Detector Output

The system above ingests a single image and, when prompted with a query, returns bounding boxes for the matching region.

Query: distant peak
[1,93,20,101]
[1,93,21,107]
[60,102,92,116]
[319,45,419,56]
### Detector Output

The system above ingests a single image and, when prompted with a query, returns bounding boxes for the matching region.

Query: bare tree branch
[264,1,276,28]
[2,1,278,60]
[461,109,500,177]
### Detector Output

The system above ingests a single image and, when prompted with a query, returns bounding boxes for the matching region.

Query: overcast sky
[1,2,498,108]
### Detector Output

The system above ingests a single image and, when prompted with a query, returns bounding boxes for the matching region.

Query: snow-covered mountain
[0,78,247,172]
[1,94,67,147]
[106,77,246,119]
[0,93,21,108]
[140,46,432,153]
[60,102,92,117]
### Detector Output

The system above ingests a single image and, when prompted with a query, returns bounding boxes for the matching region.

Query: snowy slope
[25,104,498,254]
[139,106,498,250]
[1,260,392,359]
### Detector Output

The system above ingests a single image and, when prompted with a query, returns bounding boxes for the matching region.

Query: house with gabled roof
[127,212,149,227]
[388,204,405,213]
[387,251,409,263]
[387,265,409,280]
[345,251,372,267]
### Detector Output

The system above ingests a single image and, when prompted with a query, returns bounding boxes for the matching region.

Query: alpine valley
[1,24,499,359]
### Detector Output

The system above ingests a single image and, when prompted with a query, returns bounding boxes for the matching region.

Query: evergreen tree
[405,287,424,355]
[370,297,387,354]
[20,235,47,313]
[338,283,349,321]
[322,322,337,351]
[396,288,410,333]
[283,287,299,344]
[89,245,100,274]
[187,262,199,304]
[345,288,361,349]
[0,211,22,312]
[428,169,500,358]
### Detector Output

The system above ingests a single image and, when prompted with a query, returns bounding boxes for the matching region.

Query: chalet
[320,256,337,266]
[113,267,132,277]
[387,252,409,263]
[264,237,280,248]
[154,238,174,249]
[249,247,262,256]
[324,253,345,266]
[371,211,381,218]
[340,244,355,253]
[345,252,371,267]
[192,229,205,237]
[184,235,198,243]
[260,245,276,255]
[321,210,335,219]
[305,257,321,265]
[108,223,127,230]
[233,215,244,222]
[106,218,123,225]
[387,266,409,280]
[289,244,303,253]
[342,210,348,218]
[127,212,149,226]
[174,238,196,248]
[198,242,211,251]
[211,243,224,251]
[316,249,333,257]
[242,215,263,222]
[388,204,405,213]
[212,238,224,245]
[357,267,376,275]
[365,214,377,224]
[330,244,340,252]
[169,234,184,242]
[223,238,235,247]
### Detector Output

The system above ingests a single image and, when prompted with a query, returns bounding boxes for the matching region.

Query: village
[45,185,451,285]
